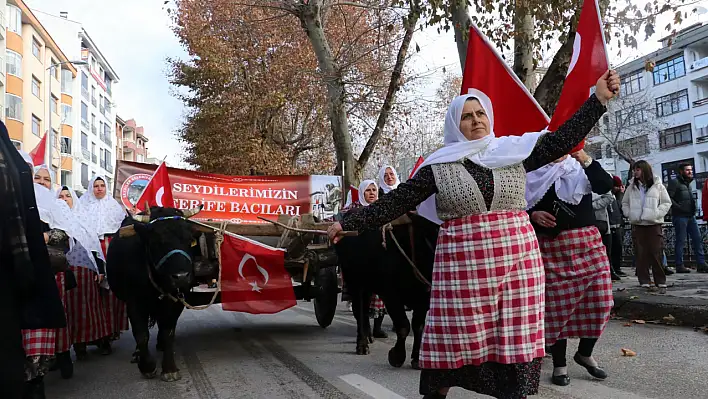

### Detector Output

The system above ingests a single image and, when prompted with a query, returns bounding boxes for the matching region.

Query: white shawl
[525,156,592,209]
[77,175,126,237]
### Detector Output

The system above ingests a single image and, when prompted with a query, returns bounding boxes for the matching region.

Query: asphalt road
[46,300,708,399]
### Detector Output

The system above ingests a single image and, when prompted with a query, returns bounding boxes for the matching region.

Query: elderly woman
[76,175,129,353]
[342,179,389,339]
[525,152,614,387]
[57,185,110,361]
[378,165,400,195]
[329,71,620,398]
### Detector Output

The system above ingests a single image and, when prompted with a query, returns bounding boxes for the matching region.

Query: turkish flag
[344,184,359,207]
[547,0,609,152]
[460,24,549,137]
[408,156,425,179]
[220,233,295,314]
[136,161,174,211]
[30,132,47,166]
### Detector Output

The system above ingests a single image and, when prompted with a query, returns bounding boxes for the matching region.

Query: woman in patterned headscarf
[76,175,128,353]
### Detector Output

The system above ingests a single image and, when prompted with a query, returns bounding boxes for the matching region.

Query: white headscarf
[525,156,592,208]
[33,165,101,272]
[412,89,547,224]
[56,185,82,213]
[77,174,126,237]
[378,165,400,194]
[358,180,378,206]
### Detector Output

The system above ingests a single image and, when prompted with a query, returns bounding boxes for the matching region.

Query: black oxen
[107,205,206,382]
[335,211,439,369]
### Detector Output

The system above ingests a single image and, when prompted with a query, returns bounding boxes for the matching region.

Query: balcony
[81,118,89,129]
[694,97,708,108]
[690,56,708,73]
[91,124,97,135]
[106,163,114,174]
[81,148,90,161]
[91,96,97,107]
[99,105,105,115]
[697,127,708,143]
[81,87,89,99]
[92,154,97,164]
[100,131,113,147]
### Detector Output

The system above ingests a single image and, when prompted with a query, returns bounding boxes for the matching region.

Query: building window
[50,58,59,79]
[6,5,22,35]
[31,76,41,98]
[81,72,89,99]
[618,135,649,157]
[91,86,96,106]
[6,50,22,78]
[31,115,41,136]
[653,55,686,85]
[621,70,644,96]
[662,158,695,184]
[659,124,693,150]
[5,94,23,120]
[81,102,89,125]
[615,104,647,128]
[91,142,97,163]
[81,132,88,150]
[81,163,89,189]
[585,142,603,160]
[61,69,73,95]
[31,38,41,59]
[91,114,96,134]
[656,89,689,117]
[61,105,73,126]
[50,95,58,115]
[60,136,71,154]
[60,171,72,187]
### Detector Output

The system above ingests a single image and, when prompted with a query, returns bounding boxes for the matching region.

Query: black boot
[373,316,388,339]
[23,376,46,399]
[676,265,691,273]
[698,263,708,273]
[100,337,113,356]
[74,343,88,360]
[57,351,74,379]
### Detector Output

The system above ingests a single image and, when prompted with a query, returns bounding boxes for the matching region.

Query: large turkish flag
[220,233,295,314]
[136,161,174,210]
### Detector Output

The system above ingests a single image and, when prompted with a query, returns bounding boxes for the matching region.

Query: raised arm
[341,165,438,233]
[523,94,607,172]
[584,160,614,194]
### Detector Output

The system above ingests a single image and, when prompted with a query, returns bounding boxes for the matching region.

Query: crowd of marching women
[1,120,129,399]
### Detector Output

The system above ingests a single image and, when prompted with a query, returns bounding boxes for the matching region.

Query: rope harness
[143,216,225,310]
[381,223,431,289]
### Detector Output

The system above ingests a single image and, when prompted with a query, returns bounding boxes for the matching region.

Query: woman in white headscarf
[77,175,129,352]
[525,151,614,387]
[378,165,400,195]
[329,71,620,398]
[57,185,110,361]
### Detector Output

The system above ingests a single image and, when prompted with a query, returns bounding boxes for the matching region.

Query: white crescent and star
[155,186,165,207]
[567,32,582,77]
[238,253,270,293]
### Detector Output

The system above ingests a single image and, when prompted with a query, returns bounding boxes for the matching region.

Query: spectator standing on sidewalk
[593,192,621,281]
[609,177,628,278]
[667,163,708,273]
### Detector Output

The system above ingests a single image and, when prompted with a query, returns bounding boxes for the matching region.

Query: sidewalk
[612,271,708,327]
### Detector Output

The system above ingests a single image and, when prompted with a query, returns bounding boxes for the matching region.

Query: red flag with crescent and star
[136,161,175,211]
[220,233,295,314]
[547,0,609,152]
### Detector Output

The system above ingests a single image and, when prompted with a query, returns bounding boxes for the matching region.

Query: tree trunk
[355,11,419,177]
[532,27,576,115]
[297,3,356,189]
[512,0,535,87]
[449,0,472,72]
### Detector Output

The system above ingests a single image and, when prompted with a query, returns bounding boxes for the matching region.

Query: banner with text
[113,161,342,223]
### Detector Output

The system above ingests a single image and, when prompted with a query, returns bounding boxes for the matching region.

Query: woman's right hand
[327,222,345,244]
[531,211,557,228]
[595,70,621,105]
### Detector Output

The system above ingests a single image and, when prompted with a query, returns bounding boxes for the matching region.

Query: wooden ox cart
[183,214,343,328]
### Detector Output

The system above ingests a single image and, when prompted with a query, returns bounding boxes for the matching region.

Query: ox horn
[133,214,150,223]
[118,225,137,238]
[182,204,204,219]
[144,201,151,216]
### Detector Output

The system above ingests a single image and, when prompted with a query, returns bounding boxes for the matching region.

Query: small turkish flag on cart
[220,233,296,314]
[136,161,174,211]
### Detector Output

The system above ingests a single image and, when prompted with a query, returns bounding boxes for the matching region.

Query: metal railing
[106,163,114,173]
[693,97,708,108]
[81,118,89,129]
[92,154,97,163]
[91,124,97,135]
[81,87,89,99]
[81,148,90,160]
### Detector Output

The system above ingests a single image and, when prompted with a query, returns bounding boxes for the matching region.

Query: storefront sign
[114,161,342,223]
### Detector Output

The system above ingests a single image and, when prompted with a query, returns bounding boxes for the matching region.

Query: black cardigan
[528,160,614,238]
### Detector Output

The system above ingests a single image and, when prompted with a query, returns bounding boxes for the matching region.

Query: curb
[612,290,708,327]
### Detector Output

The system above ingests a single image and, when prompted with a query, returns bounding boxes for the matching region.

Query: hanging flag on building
[220,233,295,314]
[29,132,47,167]
[547,0,609,152]
[135,161,174,211]
[460,24,550,137]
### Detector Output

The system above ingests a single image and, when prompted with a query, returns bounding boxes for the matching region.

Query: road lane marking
[339,374,407,399]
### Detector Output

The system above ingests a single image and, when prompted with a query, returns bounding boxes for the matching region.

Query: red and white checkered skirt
[55,272,72,353]
[419,211,546,370]
[22,328,56,357]
[100,237,129,334]
[538,226,613,346]
[369,294,386,318]
[66,266,110,343]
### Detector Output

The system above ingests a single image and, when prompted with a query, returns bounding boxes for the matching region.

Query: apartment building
[34,11,119,194]
[0,1,6,126]
[5,0,77,187]
[119,117,149,163]
[586,22,708,216]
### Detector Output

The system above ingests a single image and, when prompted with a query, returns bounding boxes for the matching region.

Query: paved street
[46,300,708,399]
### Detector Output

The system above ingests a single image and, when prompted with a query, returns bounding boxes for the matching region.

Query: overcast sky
[26,0,707,169]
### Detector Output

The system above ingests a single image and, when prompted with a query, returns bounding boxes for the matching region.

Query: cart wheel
[314,267,338,328]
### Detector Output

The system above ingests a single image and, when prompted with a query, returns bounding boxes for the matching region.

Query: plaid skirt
[369,294,386,318]
[538,226,613,346]
[419,211,546,370]
[99,237,129,334]
[22,328,56,357]
[66,266,110,343]
[55,272,72,353]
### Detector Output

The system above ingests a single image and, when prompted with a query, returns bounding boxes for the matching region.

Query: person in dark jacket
[0,121,66,399]
[668,163,707,273]
[608,176,627,278]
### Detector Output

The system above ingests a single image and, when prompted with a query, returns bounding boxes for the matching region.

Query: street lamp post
[46,60,87,176]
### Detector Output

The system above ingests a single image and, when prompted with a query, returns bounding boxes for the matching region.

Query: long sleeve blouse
[341,94,607,232]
